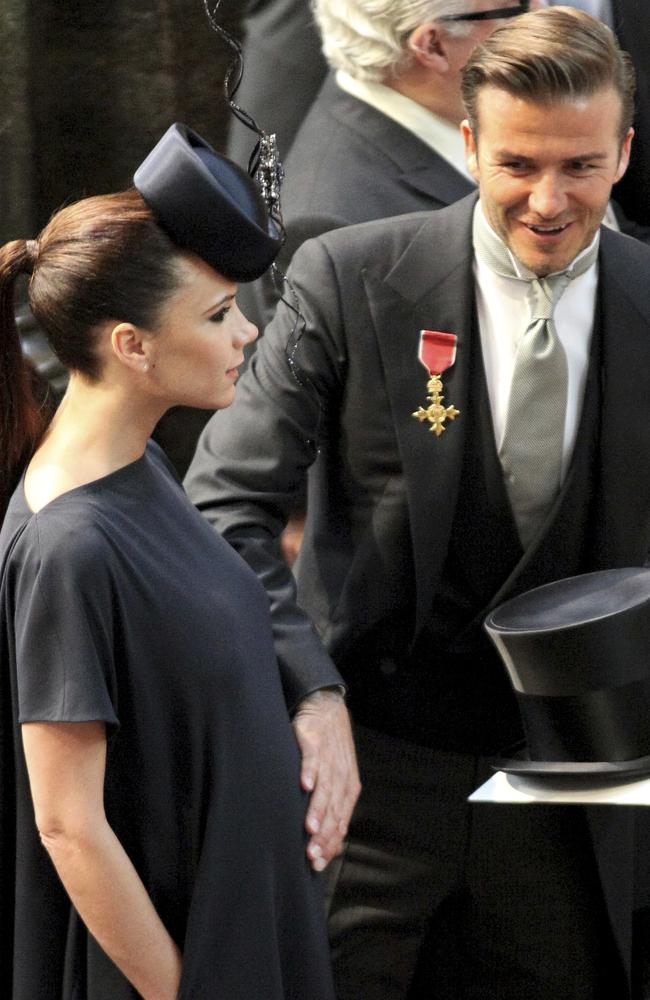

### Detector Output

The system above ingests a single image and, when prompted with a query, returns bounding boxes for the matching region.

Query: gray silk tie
[473,206,599,548]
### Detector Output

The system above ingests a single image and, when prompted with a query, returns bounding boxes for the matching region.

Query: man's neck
[382,67,462,125]
[336,70,472,179]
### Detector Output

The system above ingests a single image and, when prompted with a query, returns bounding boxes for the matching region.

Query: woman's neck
[24,374,165,512]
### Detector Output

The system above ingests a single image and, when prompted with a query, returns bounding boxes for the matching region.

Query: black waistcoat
[349,306,603,754]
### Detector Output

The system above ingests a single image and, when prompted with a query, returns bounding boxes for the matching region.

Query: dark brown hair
[462,6,636,143]
[0,189,184,497]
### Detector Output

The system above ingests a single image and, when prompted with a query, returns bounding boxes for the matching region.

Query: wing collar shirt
[474,204,599,481]
[335,69,473,181]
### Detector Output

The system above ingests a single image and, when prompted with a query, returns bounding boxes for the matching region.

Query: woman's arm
[22,721,182,1000]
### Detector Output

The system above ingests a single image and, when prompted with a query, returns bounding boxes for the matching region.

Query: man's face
[462,86,633,275]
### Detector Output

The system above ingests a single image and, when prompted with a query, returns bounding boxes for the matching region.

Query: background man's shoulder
[300,195,476,270]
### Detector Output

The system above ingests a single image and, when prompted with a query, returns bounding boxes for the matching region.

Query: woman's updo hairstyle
[0,189,185,506]
[27,190,184,378]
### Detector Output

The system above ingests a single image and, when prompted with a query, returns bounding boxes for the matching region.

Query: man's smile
[522,221,571,235]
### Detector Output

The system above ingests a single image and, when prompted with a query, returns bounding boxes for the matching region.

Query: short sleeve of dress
[11,513,120,732]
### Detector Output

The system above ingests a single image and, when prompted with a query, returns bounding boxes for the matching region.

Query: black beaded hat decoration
[200,0,316,403]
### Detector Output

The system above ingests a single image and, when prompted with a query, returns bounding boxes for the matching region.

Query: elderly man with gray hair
[238,0,534,331]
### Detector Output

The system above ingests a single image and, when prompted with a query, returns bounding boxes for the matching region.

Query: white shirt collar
[335,69,472,180]
[477,202,601,279]
[473,202,600,478]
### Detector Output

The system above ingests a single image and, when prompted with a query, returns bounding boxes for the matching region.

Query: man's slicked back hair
[461,6,635,142]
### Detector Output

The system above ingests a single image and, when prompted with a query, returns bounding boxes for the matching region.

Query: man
[186,8,648,998]
[238,0,532,331]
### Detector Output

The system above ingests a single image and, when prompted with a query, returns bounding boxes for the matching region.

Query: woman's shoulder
[1,480,118,585]
[1,440,184,591]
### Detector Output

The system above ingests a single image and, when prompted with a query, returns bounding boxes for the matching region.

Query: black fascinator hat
[134,122,283,283]
[485,568,650,780]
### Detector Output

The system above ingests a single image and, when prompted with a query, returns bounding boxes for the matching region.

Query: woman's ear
[110,322,151,373]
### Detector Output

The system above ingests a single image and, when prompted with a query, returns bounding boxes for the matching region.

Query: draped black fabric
[0,442,335,998]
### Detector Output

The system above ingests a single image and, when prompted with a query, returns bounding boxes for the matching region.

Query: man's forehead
[473,84,624,137]
[475,83,621,112]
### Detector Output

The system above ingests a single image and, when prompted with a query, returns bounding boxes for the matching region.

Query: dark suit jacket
[186,196,650,990]
[237,73,474,331]
[187,194,650,700]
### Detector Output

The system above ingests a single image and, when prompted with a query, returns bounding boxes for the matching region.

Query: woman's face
[145,253,258,411]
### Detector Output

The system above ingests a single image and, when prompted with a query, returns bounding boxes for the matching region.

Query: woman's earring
[142,361,150,373]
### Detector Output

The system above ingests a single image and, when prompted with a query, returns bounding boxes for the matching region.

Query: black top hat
[484,568,650,779]
[133,122,283,283]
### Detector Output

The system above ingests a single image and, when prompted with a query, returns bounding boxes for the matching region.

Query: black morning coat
[186,193,650,996]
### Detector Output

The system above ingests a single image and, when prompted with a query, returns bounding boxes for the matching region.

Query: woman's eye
[209,306,230,324]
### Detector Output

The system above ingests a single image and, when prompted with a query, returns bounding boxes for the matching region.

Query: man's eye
[209,306,230,324]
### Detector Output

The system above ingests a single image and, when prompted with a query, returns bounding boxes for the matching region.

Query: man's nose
[528,173,567,219]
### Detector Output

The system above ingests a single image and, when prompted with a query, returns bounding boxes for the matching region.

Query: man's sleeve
[184,236,346,709]
[236,212,349,334]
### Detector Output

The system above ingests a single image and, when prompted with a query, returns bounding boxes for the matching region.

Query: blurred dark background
[1,0,245,242]
[1,0,253,476]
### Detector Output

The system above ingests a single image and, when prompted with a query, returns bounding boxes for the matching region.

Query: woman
[0,125,336,999]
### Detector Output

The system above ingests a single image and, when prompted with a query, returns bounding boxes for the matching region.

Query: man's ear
[407,22,449,72]
[614,126,634,184]
[461,119,479,181]
[110,322,151,373]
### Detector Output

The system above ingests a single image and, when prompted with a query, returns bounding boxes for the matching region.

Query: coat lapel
[397,159,475,207]
[362,194,478,638]
[330,85,475,207]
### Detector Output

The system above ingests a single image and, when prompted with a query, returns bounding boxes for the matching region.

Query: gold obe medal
[412,330,460,437]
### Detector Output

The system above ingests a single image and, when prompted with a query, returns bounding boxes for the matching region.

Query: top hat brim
[489,744,650,781]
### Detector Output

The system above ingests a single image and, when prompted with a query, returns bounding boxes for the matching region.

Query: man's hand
[292,689,361,871]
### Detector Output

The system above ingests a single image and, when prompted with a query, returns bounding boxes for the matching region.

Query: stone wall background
[1,0,245,245]
[1,0,253,476]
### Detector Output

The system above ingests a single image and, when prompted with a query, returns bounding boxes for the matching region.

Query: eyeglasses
[438,1,529,22]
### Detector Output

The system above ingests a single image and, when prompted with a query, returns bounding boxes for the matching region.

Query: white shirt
[473,205,599,479]
[335,70,472,180]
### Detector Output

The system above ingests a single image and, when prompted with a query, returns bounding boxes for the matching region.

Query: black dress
[0,442,335,1000]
